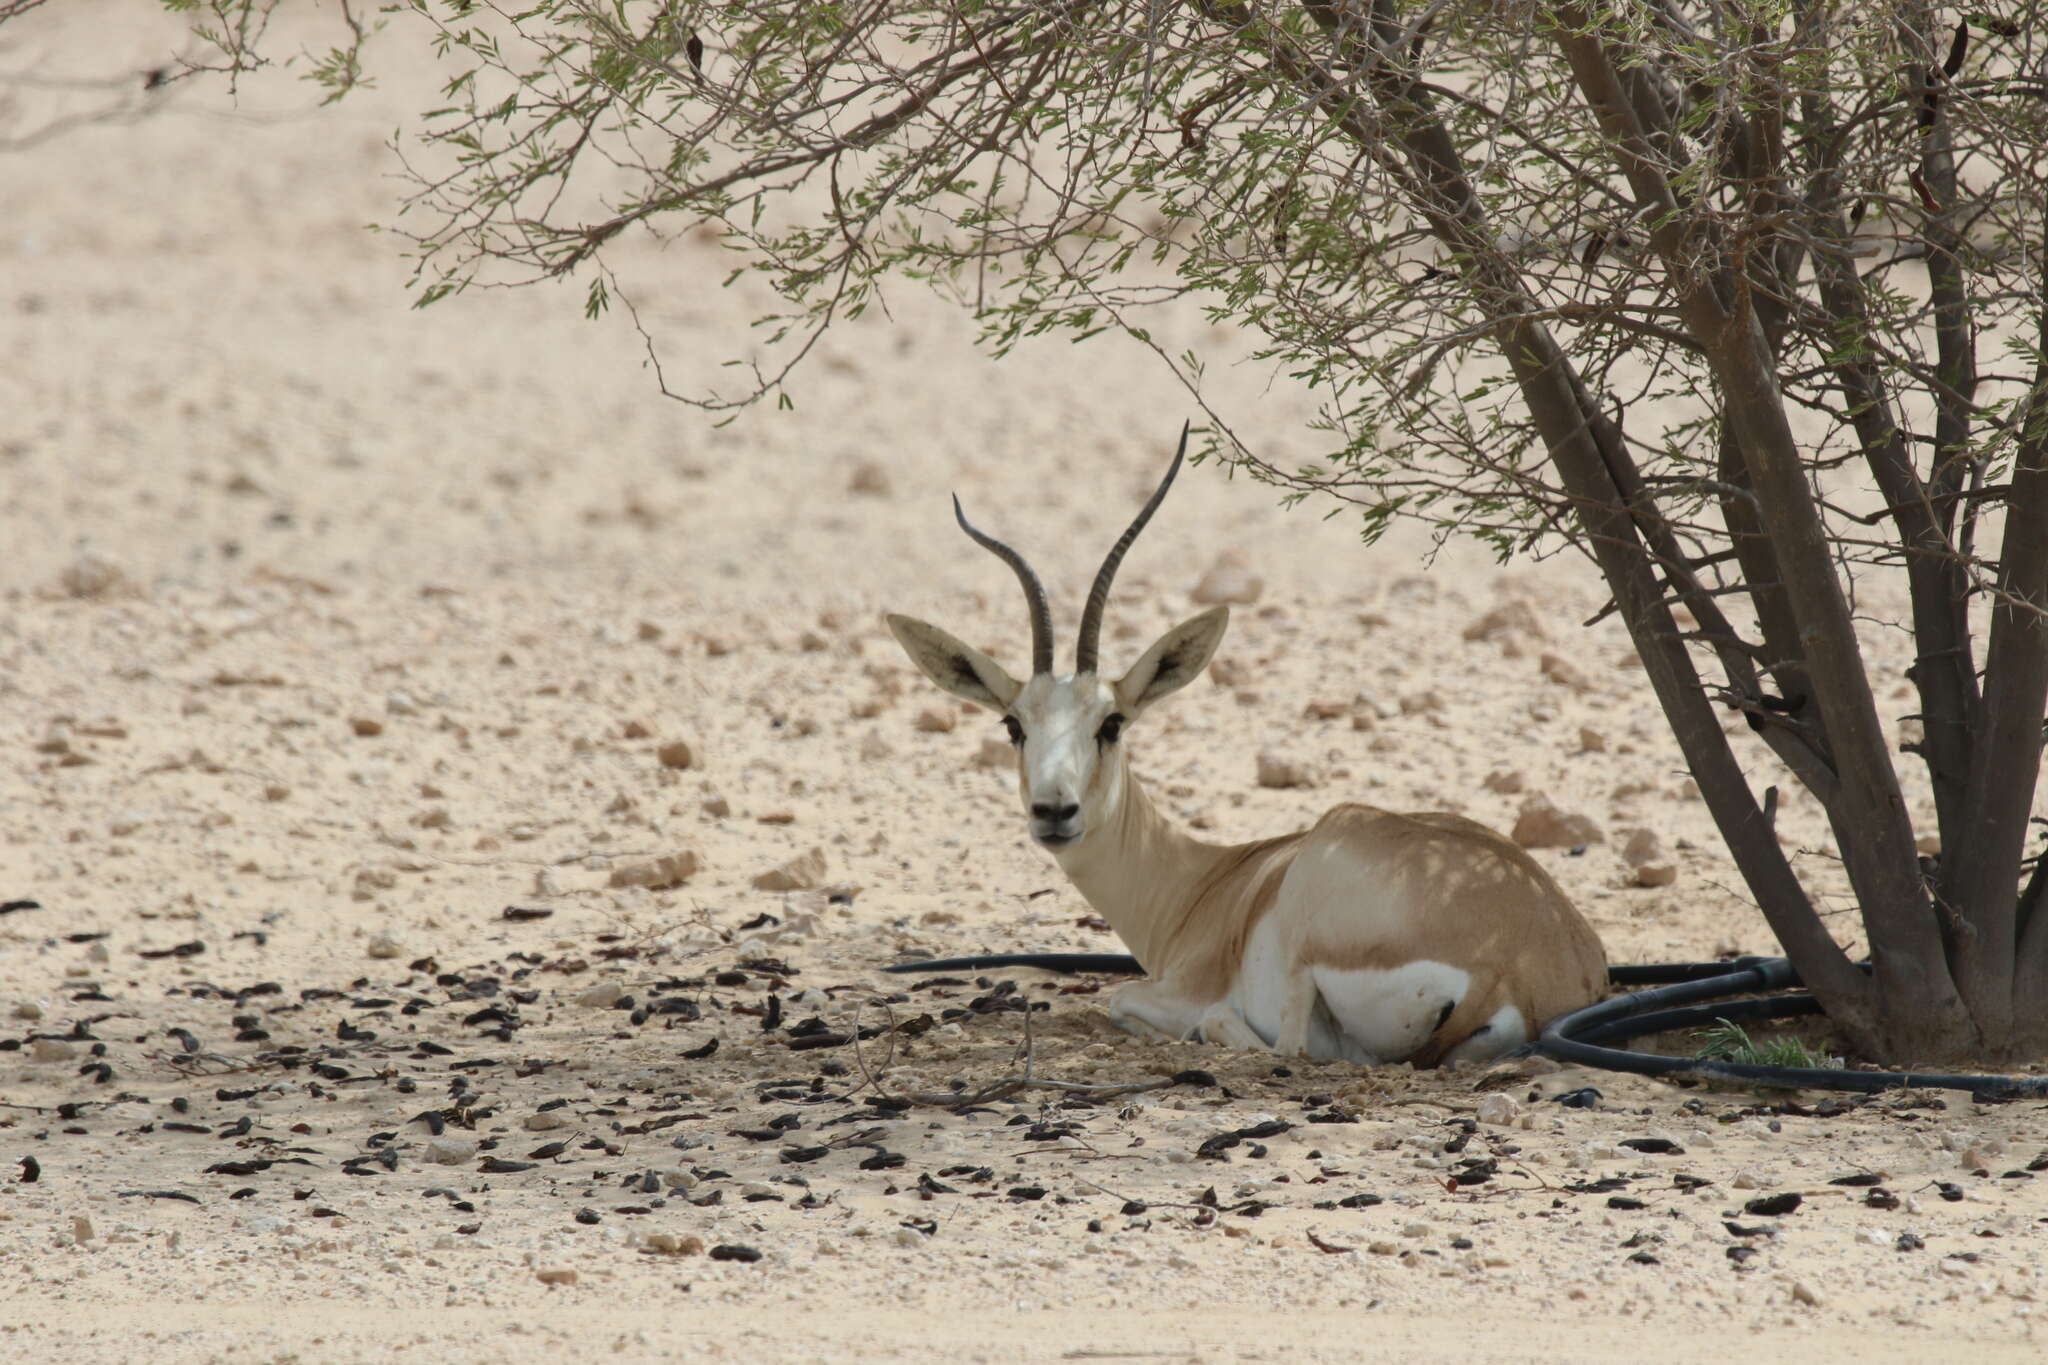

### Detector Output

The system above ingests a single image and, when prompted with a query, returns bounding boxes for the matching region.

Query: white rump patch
[1307,960,1471,1064]
[1441,1003,1528,1066]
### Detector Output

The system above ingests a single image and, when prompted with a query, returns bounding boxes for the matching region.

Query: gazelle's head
[887,426,1229,851]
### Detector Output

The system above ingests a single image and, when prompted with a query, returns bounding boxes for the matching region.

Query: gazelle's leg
[1107,981,1206,1042]
[1271,970,1322,1056]
[1195,1002,1270,1051]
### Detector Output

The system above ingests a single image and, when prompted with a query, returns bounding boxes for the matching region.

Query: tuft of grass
[1693,1018,1841,1071]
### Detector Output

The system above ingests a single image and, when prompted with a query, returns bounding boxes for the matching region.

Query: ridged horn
[953,494,1054,678]
[1075,423,1189,676]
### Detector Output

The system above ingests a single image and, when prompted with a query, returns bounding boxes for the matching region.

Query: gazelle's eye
[1002,715,1025,746]
[1096,713,1125,745]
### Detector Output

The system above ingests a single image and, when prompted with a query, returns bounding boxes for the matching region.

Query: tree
[213,2,2048,1063]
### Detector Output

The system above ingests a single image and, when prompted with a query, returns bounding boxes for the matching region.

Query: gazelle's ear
[886,615,1024,712]
[1114,606,1229,714]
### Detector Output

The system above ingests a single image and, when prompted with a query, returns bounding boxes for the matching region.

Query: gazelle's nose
[1031,801,1080,824]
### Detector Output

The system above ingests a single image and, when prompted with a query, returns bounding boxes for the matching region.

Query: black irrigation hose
[884,951,2048,1101]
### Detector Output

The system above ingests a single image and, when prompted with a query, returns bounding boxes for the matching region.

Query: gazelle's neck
[1050,762,1237,971]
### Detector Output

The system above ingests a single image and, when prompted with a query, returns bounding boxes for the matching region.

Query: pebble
[1789,1280,1821,1307]
[754,847,827,891]
[1511,794,1603,848]
[424,1138,478,1165]
[643,1232,705,1255]
[892,1227,926,1248]
[350,716,385,737]
[535,1267,578,1286]
[1255,751,1318,790]
[57,551,132,599]
[1191,549,1263,605]
[608,851,701,890]
[914,707,957,734]
[1538,653,1592,692]
[72,1215,94,1243]
[1475,1093,1521,1127]
[1462,600,1546,645]
[848,460,892,496]
[976,737,1013,768]
[31,1038,78,1062]
[575,981,625,1009]
[12,1000,44,1021]
[365,934,403,960]
[523,1111,571,1132]
[1621,828,1677,886]
[657,740,695,770]
[1482,769,1524,794]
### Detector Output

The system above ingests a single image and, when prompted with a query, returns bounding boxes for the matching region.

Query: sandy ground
[2,7,2044,1362]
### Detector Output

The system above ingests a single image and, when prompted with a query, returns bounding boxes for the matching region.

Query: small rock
[1789,1280,1821,1307]
[1621,828,1677,886]
[1398,690,1443,715]
[1482,769,1524,795]
[1475,1094,1521,1127]
[892,1227,926,1249]
[424,1138,478,1165]
[11,1000,43,1021]
[535,1267,578,1286]
[1462,600,1546,645]
[523,1111,571,1132]
[349,716,385,737]
[1577,726,1606,754]
[57,552,132,600]
[657,740,695,770]
[263,784,290,802]
[608,851,702,891]
[848,460,892,496]
[643,1231,705,1254]
[702,795,731,818]
[72,1215,94,1243]
[1633,861,1677,888]
[1510,795,1603,848]
[977,737,1013,768]
[1730,1168,1767,1190]
[755,847,827,892]
[1622,828,1664,865]
[575,982,625,1009]
[1256,751,1318,790]
[1191,550,1263,606]
[621,719,653,740]
[914,707,956,734]
[1539,653,1591,692]
[365,934,403,960]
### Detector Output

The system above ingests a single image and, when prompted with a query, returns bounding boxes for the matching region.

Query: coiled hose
[883,952,2048,1101]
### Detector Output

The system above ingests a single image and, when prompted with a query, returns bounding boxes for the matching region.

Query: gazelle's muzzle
[1029,799,1084,848]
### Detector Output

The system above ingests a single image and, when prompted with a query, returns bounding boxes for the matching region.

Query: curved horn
[953,495,1054,678]
[1076,422,1190,676]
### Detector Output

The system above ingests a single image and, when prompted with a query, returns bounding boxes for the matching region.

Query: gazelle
[885,427,1608,1065]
